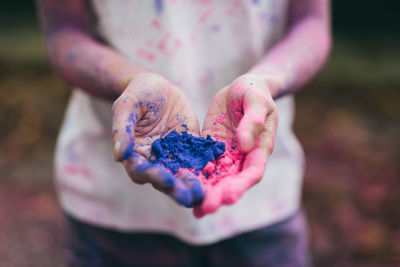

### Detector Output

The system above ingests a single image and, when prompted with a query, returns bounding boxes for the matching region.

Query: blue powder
[154,0,163,15]
[151,131,226,175]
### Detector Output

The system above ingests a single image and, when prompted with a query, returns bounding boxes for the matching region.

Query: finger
[112,92,142,161]
[220,108,277,205]
[236,90,270,152]
[123,153,194,207]
[193,184,224,218]
[195,147,267,217]
[193,206,204,218]
[258,106,279,156]
[175,169,205,206]
[220,147,267,205]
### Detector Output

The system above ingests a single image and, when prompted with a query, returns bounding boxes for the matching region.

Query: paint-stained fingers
[175,169,205,206]
[112,91,142,161]
[193,185,224,218]
[193,177,244,219]
[123,153,194,207]
[236,90,271,153]
[220,147,267,205]
[193,141,272,218]
[258,105,279,156]
[219,112,276,205]
[193,206,204,218]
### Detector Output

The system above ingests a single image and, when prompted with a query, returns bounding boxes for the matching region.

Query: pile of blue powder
[151,131,226,175]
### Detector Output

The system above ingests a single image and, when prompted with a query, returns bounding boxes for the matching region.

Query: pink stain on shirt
[146,39,154,47]
[136,48,156,62]
[225,0,243,16]
[199,0,213,5]
[157,33,183,57]
[150,18,162,31]
[198,72,213,86]
[62,165,92,178]
[199,7,213,24]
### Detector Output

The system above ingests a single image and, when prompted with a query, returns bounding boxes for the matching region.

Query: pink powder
[176,144,244,188]
[197,147,244,187]
[176,141,246,217]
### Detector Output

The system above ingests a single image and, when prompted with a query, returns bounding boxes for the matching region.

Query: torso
[55,0,305,245]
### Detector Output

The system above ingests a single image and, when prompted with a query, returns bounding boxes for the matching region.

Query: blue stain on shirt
[252,0,260,5]
[154,0,163,15]
[210,24,220,32]
[151,131,225,174]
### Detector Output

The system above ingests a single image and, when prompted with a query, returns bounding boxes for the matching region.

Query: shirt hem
[60,196,300,245]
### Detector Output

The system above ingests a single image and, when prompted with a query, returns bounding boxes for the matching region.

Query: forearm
[249,2,331,98]
[44,29,145,101]
[37,0,145,101]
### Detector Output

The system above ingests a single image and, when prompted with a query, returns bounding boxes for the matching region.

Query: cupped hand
[112,73,204,207]
[194,74,279,217]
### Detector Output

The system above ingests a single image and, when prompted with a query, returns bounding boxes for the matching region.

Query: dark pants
[64,211,310,267]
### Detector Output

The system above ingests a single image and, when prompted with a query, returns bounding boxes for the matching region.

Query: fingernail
[114,141,121,161]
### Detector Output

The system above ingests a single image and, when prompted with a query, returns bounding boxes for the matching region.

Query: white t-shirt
[55,0,305,245]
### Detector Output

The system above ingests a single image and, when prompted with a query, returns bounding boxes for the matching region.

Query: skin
[37,0,204,207]
[194,74,279,217]
[112,73,204,207]
[37,0,331,214]
[195,0,331,217]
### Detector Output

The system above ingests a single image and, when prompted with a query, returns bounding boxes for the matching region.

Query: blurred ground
[0,23,399,266]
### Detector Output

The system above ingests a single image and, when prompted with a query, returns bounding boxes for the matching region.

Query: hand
[194,74,279,217]
[112,73,204,207]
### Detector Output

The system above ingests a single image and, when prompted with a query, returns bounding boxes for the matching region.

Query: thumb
[236,89,270,152]
[112,92,142,161]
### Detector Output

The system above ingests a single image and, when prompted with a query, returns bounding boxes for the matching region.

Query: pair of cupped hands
[112,73,279,218]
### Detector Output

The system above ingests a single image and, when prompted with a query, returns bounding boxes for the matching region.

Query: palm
[132,87,200,158]
[202,87,239,145]
[195,75,279,217]
[112,73,202,207]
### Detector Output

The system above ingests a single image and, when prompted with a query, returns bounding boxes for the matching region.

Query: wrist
[116,70,151,93]
[243,73,283,99]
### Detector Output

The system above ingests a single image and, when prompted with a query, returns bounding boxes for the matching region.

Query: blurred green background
[0,1,399,266]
